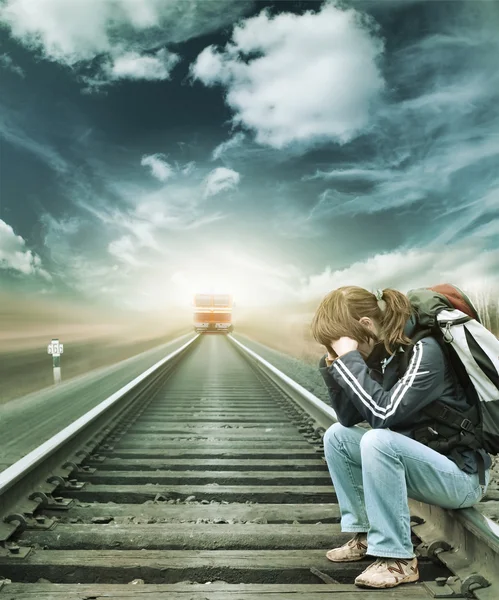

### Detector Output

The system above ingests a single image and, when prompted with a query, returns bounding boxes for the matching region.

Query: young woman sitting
[311,286,491,589]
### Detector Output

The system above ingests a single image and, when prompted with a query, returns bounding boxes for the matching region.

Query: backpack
[401,284,499,471]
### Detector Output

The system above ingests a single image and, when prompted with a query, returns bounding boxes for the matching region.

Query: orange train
[193,293,234,333]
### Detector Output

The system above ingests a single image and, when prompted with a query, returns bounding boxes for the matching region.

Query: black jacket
[319,337,491,474]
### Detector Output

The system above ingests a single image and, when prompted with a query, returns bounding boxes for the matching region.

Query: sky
[0,0,498,311]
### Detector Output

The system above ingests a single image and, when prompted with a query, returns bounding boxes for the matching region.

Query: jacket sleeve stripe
[331,361,390,418]
[333,343,424,419]
[387,344,424,417]
[335,343,423,416]
[333,358,379,408]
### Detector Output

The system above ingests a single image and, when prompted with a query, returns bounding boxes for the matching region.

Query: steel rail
[2,331,499,596]
[229,334,499,597]
[0,335,199,539]
[228,334,337,430]
[0,334,199,497]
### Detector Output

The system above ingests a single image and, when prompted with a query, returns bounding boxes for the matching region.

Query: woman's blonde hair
[311,286,413,357]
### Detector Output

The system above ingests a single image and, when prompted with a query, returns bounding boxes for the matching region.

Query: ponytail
[377,288,412,353]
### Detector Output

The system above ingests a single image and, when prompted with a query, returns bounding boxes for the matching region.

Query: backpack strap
[423,401,477,435]
[402,323,478,405]
[400,328,486,484]
[416,400,485,485]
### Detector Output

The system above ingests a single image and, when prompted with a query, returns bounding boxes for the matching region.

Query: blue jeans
[323,423,490,558]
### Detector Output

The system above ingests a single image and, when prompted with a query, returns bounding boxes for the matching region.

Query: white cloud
[0,0,253,85]
[300,243,499,302]
[304,106,499,222]
[0,0,115,64]
[42,214,80,271]
[193,48,226,84]
[167,244,302,307]
[0,219,51,279]
[181,161,196,176]
[108,235,143,267]
[42,210,138,294]
[191,3,384,148]
[141,155,197,182]
[104,48,180,81]
[134,194,225,230]
[77,179,227,276]
[0,108,68,173]
[306,167,396,183]
[42,214,81,235]
[212,132,246,161]
[82,201,161,251]
[302,50,499,219]
[0,53,24,77]
[471,218,499,241]
[141,153,174,182]
[203,167,240,198]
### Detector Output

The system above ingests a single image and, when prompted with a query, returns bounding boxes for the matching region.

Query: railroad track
[0,334,498,599]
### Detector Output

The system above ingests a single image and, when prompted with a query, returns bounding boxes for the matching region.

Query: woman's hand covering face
[331,337,359,357]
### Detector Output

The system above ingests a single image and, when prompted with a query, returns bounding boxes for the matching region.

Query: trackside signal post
[47,338,63,384]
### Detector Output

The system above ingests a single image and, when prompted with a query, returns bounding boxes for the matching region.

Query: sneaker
[355,557,419,588]
[326,533,368,562]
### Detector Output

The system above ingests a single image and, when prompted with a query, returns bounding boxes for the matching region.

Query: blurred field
[233,288,499,365]
[233,302,324,366]
[0,291,192,404]
[1,285,497,405]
